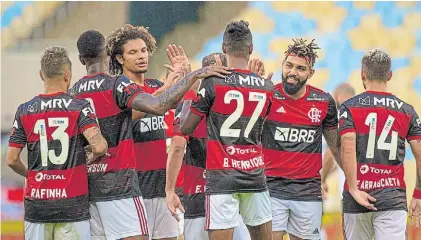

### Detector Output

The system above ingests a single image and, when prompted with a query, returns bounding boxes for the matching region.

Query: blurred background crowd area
[1,1,421,239]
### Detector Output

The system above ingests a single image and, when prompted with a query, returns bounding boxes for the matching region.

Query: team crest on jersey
[308,107,321,123]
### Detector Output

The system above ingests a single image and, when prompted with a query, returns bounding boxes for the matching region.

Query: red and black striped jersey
[191,69,274,194]
[263,84,338,201]
[9,92,98,223]
[339,91,421,213]
[132,79,168,199]
[69,73,143,202]
[173,91,206,219]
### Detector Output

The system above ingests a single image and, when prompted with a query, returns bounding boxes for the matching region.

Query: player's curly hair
[284,38,320,68]
[106,24,157,75]
[223,20,252,57]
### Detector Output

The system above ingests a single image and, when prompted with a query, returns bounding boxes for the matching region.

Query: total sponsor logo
[35,172,66,182]
[223,155,264,170]
[359,165,392,175]
[226,146,257,156]
[87,163,108,173]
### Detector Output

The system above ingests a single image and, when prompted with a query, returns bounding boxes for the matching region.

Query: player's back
[10,93,94,223]
[191,69,274,194]
[339,90,418,212]
[70,72,142,201]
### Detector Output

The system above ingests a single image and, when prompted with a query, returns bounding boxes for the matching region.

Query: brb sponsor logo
[140,116,166,132]
[226,146,257,156]
[275,127,316,143]
[35,172,66,182]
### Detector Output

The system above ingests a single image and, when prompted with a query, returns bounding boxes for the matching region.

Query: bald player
[321,83,355,199]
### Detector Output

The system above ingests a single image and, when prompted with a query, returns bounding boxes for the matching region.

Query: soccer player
[321,83,355,199]
[6,46,108,239]
[339,49,421,239]
[108,24,185,240]
[181,21,274,240]
[166,52,251,240]
[73,30,230,240]
[262,38,340,240]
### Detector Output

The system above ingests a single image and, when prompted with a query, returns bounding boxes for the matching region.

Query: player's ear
[79,55,85,66]
[39,70,45,82]
[249,44,253,54]
[387,71,392,82]
[116,54,124,65]
[361,69,366,81]
[222,44,227,54]
[309,69,315,79]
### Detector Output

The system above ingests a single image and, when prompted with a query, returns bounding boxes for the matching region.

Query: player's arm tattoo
[323,127,342,169]
[181,111,203,136]
[131,72,201,116]
[83,127,108,156]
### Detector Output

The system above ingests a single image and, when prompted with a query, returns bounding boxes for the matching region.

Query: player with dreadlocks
[262,38,340,240]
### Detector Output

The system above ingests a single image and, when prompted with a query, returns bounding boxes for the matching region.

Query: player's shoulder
[307,85,333,100]
[145,78,164,88]
[16,96,39,116]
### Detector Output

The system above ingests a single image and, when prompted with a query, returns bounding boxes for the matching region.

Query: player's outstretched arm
[130,65,231,116]
[409,139,421,228]
[83,127,108,164]
[341,132,377,211]
[6,147,27,177]
[165,135,187,221]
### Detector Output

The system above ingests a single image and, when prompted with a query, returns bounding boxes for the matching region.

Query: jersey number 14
[365,113,398,160]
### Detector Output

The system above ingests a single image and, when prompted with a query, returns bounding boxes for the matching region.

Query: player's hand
[85,145,110,165]
[214,54,224,66]
[409,198,421,228]
[163,64,183,87]
[321,181,328,200]
[166,44,191,72]
[248,57,274,81]
[193,65,232,80]
[166,190,185,222]
[349,189,377,211]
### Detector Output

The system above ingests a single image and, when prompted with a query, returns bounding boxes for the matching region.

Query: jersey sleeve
[190,78,215,117]
[78,102,100,133]
[338,104,355,136]
[407,107,421,141]
[9,106,27,148]
[322,94,339,129]
[113,75,144,110]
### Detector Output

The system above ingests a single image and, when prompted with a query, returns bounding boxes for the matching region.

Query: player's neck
[44,81,66,95]
[86,62,107,75]
[124,70,145,86]
[226,56,248,70]
[365,80,388,93]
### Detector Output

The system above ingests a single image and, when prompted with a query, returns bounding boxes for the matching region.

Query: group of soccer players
[5,19,421,240]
